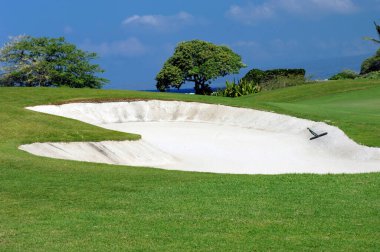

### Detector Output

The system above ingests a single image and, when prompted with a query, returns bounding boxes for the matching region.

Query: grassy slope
[237,79,380,146]
[1,80,380,251]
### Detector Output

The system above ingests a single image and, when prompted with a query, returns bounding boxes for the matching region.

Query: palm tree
[364,21,380,44]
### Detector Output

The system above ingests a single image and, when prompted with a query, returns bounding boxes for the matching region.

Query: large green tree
[361,48,380,75]
[0,36,108,88]
[156,40,245,95]
[361,21,380,74]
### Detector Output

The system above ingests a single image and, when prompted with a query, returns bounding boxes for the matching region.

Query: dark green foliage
[156,40,245,95]
[155,63,184,92]
[329,70,358,80]
[360,48,380,75]
[361,21,380,75]
[0,36,108,88]
[260,75,307,90]
[242,68,306,91]
[213,79,261,97]
[358,71,380,80]
[241,68,266,84]
[242,68,305,84]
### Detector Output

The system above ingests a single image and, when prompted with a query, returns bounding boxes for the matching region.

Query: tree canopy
[361,48,380,74]
[156,40,245,95]
[361,21,380,74]
[0,36,108,88]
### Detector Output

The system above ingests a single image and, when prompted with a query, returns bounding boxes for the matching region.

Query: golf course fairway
[1,79,379,251]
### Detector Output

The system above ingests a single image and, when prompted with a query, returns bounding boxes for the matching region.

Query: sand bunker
[20,100,380,174]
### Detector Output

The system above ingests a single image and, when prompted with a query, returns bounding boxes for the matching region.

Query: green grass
[1,80,380,251]
[237,79,380,147]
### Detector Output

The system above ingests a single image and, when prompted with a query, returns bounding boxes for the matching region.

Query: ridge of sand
[19,100,380,174]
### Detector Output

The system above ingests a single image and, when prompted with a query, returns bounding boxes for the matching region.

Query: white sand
[20,100,380,174]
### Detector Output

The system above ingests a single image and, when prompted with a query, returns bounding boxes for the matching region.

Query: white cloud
[309,0,357,13]
[7,34,27,41]
[81,37,147,57]
[234,40,261,48]
[227,0,357,24]
[122,11,194,31]
[123,15,160,26]
[227,3,274,23]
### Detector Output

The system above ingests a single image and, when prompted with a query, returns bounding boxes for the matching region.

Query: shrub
[241,69,266,84]
[259,75,306,91]
[213,79,261,97]
[360,48,380,75]
[241,68,306,91]
[329,70,359,80]
[242,68,305,84]
[358,70,380,80]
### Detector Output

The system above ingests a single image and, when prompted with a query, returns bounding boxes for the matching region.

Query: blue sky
[1,0,379,90]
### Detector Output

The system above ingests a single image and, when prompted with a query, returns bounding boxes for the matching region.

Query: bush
[213,79,261,97]
[241,68,306,91]
[329,70,358,80]
[259,75,306,90]
[360,48,380,75]
[358,70,380,80]
[242,68,305,84]
[241,69,266,84]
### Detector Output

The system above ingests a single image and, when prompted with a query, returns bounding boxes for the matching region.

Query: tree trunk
[194,80,212,95]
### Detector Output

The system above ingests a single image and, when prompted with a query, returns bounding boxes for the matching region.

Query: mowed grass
[1,80,380,251]
[237,79,380,147]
